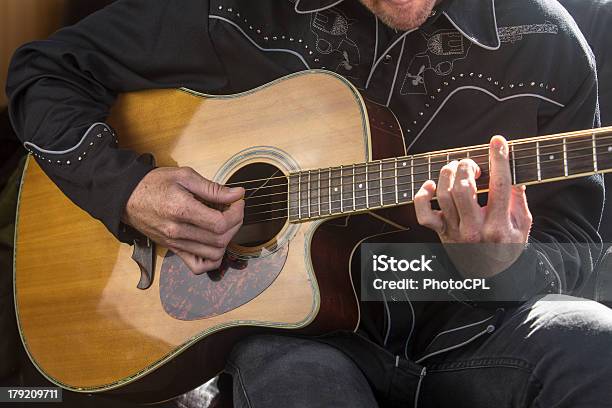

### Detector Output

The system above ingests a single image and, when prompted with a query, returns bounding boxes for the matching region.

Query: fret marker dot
[358,183,363,188]
[608,146,612,152]
[402,162,407,167]
[549,155,555,160]
[334,188,339,192]
[403,193,408,198]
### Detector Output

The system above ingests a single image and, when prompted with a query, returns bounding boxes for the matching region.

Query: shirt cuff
[25,122,155,244]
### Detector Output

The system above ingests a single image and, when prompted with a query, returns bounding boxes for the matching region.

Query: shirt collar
[443,0,500,50]
[293,0,501,50]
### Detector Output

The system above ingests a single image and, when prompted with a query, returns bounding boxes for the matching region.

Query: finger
[168,239,226,262]
[177,195,243,234]
[164,222,242,248]
[178,167,245,205]
[436,161,460,229]
[452,159,482,225]
[414,180,445,234]
[174,249,223,275]
[509,185,533,233]
[221,199,246,231]
[486,135,512,222]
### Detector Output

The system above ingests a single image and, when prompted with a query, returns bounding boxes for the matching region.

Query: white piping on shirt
[293,0,345,14]
[209,15,310,69]
[386,36,406,107]
[24,122,108,154]
[365,28,418,90]
[443,0,501,51]
[388,268,416,359]
[423,315,495,353]
[415,324,495,364]
[406,86,565,152]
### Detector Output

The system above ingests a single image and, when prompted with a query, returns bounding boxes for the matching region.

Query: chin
[360,0,437,31]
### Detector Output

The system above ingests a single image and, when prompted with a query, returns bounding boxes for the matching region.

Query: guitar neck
[288,126,612,222]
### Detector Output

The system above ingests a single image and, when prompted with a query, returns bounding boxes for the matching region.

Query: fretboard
[288,126,612,222]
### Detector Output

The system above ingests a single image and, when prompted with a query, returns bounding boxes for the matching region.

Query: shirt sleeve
[481,59,603,302]
[5,0,226,243]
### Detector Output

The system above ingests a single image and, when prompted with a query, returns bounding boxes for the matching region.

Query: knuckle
[162,223,180,240]
[177,166,195,179]
[482,225,503,242]
[212,217,228,234]
[440,166,455,179]
[492,179,508,190]
[452,179,475,195]
[167,202,183,218]
[457,160,473,173]
[460,225,481,243]
[212,248,226,261]
[211,259,223,270]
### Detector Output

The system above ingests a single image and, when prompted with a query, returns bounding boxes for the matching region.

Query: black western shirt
[6,0,604,355]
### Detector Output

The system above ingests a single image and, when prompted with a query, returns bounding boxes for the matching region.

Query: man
[6,0,612,406]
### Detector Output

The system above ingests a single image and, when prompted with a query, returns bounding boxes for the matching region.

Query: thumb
[178,168,244,204]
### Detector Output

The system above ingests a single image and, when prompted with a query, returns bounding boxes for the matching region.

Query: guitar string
[235,136,612,195]
[238,146,611,203]
[225,133,612,189]
[242,160,608,223]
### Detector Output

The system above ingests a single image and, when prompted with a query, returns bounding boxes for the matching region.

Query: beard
[359,0,438,31]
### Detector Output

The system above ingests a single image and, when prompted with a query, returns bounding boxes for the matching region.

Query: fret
[307,170,311,218]
[379,161,384,205]
[412,156,430,193]
[397,157,412,203]
[595,132,612,172]
[536,141,542,181]
[427,155,432,181]
[342,165,354,212]
[299,171,310,219]
[448,151,467,163]
[310,170,319,218]
[354,163,368,210]
[511,143,517,184]
[539,139,565,181]
[382,160,396,206]
[288,173,300,221]
[429,153,447,183]
[330,166,342,213]
[328,168,332,214]
[474,147,490,190]
[513,142,539,184]
[394,158,399,204]
[411,158,415,199]
[340,165,344,213]
[567,135,595,176]
[367,162,382,208]
[365,163,369,208]
[593,133,598,172]
[297,172,302,219]
[352,164,356,211]
[562,138,568,177]
[320,168,330,215]
[317,170,321,216]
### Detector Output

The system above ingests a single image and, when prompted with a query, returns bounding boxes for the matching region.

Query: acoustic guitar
[13,70,612,401]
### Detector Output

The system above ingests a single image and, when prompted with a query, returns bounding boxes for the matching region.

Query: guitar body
[14,70,410,400]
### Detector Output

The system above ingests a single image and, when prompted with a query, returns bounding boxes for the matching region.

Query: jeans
[225,294,612,407]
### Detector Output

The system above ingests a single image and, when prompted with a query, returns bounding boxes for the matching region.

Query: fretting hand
[123,167,244,275]
[414,136,533,278]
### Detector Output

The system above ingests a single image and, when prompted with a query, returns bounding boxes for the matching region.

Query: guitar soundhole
[227,162,287,248]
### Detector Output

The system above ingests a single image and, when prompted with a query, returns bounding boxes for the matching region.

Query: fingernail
[229,187,243,193]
